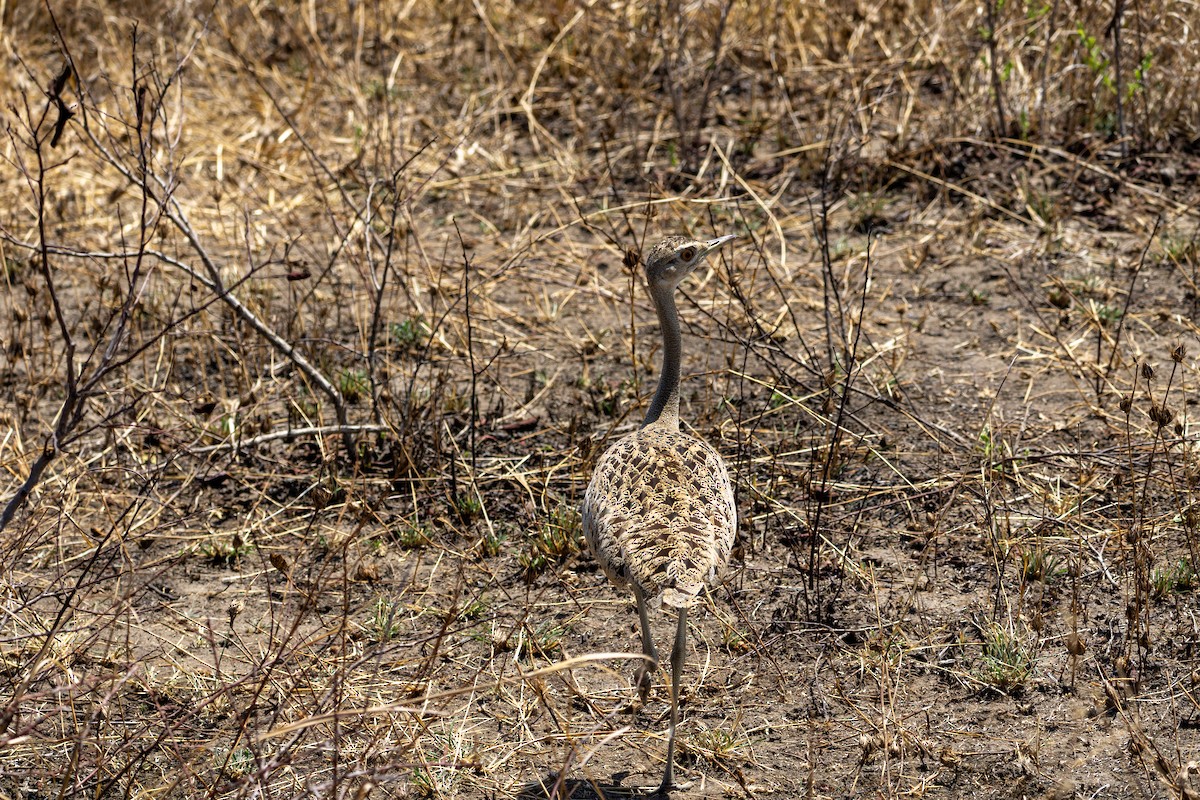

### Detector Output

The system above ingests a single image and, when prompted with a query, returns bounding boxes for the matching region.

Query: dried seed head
[1115,655,1132,679]
[1172,343,1186,363]
[1142,363,1154,381]
[227,598,244,626]
[270,552,291,575]
[1150,403,1174,428]
[1175,422,1184,436]
[859,733,881,760]
[1118,397,1132,414]
[623,248,639,271]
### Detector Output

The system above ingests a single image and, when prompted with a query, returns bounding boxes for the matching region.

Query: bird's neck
[643,282,681,431]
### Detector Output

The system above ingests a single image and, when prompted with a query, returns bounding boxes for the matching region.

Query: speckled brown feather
[582,423,735,607]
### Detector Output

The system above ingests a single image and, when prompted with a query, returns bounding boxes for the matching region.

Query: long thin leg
[632,583,658,702]
[658,606,688,794]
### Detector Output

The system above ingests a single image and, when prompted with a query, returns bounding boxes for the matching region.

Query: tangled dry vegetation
[2,1,1200,798]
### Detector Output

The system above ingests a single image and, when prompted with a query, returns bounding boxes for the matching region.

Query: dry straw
[1,1,1198,797]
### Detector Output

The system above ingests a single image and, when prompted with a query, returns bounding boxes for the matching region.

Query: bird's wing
[582,428,735,607]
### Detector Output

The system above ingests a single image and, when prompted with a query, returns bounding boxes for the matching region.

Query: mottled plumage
[580,233,737,793]
[582,425,735,608]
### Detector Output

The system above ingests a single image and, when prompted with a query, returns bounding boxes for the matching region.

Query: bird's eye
[679,247,697,261]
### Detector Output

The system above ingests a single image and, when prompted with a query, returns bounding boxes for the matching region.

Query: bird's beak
[702,234,737,256]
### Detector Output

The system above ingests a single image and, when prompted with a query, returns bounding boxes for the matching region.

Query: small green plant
[200,534,253,567]
[1017,108,1032,140]
[216,412,236,437]
[1161,234,1198,265]
[1019,545,1063,583]
[312,531,331,553]
[500,621,566,660]
[215,746,256,778]
[722,625,752,654]
[390,316,428,349]
[407,730,471,796]
[1129,53,1153,101]
[977,425,1006,464]
[410,766,438,798]
[394,523,430,550]
[1093,301,1123,327]
[1077,26,1112,92]
[976,623,1034,689]
[519,506,581,581]
[455,494,482,520]
[1074,26,1152,118]
[519,549,550,580]
[477,528,505,558]
[371,595,403,643]
[688,727,744,765]
[1152,559,1196,598]
[338,368,369,403]
[460,597,489,621]
[527,622,564,657]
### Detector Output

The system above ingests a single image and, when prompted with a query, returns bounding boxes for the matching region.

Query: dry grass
[2,1,1200,798]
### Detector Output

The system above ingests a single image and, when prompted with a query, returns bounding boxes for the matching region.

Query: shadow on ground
[518,772,665,799]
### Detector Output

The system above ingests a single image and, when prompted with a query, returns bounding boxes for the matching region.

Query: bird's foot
[651,778,691,796]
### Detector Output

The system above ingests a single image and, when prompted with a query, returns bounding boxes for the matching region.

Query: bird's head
[643,234,736,288]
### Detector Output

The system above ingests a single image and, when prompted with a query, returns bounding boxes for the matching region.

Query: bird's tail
[660,583,701,608]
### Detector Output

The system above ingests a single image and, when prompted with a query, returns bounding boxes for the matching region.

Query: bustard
[581,234,737,793]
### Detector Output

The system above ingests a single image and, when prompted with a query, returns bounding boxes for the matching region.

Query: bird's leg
[632,584,658,702]
[658,606,688,794]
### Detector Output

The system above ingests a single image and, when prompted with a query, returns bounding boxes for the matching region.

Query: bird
[581,234,737,794]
